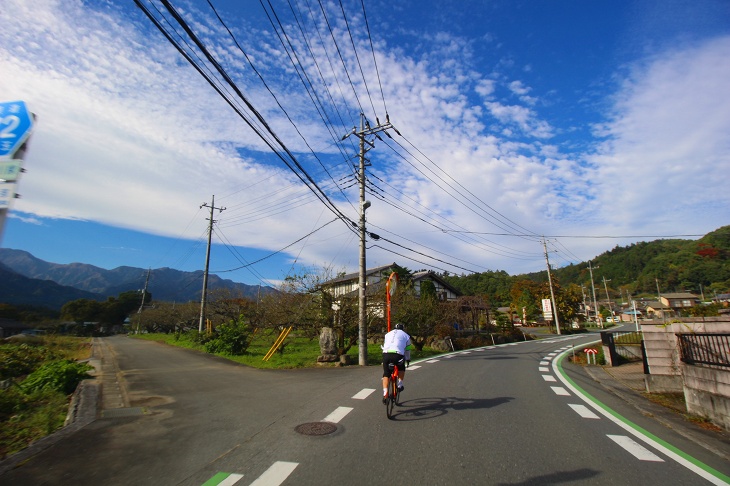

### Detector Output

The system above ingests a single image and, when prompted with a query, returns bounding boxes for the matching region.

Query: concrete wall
[641,317,730,430]
[682,364,730,431]
[642,318,730,393]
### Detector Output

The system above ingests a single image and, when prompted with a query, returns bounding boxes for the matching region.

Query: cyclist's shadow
[389,395,514,421]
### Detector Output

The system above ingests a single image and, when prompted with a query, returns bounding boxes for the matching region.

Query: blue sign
[0,101,34,158]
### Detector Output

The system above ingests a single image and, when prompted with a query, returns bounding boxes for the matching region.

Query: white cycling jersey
[382,329,411,355]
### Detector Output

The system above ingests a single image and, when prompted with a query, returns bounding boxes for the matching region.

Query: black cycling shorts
[382,353,405,378]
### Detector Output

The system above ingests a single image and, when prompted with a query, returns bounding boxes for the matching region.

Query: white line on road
[550,386,570,396]
[607,435,664,462]
[352,389,375,400]
[568,403,600,419]
[323,406,353,423]
[425,359,440,363]
[218,473,244,485]
[249,462,299,486]
[542,375,557,382]
[540,361,550,366]
[408,365,421,370]
[539,367,549,372]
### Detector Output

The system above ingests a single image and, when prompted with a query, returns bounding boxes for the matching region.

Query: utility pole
[602,276,612,319]
[343,113,397,366]
[542,238,560,335]
[581,284,587,321]
[199,195,226,333]
[136,268,151,334]
[589,261,600,328]
[656,277,666,324]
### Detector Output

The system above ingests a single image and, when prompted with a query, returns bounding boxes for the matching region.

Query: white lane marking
[539,361,550,366]
[568,403,600,419]
[539,367,549,372]
[323,406,353,424]
[408,365,421,370]
[543,356,553,361]
[218,473,244,485]
[542,375,557,382]
[550,386,570,396]
[425,359,440,363]
[460,352,471,354]
[249,462,299,486]
[547,352,557,356]
[607,435,664,462]
[352,388,375,400]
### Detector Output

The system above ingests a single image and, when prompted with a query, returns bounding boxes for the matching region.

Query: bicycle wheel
[386,378,396,419]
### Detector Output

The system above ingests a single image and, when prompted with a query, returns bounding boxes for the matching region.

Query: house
[660,292,700,311]
[321,262,399,300]
[644,301,673,320]
[411,270,461,301]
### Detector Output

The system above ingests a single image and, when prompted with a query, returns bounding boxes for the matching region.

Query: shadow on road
[388,395,514,421]
[496,468,600,485]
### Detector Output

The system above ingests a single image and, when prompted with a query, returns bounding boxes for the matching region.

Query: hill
[0,249,275,309]
[444,225,730,303]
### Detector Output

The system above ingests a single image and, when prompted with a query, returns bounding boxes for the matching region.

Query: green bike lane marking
[202,472,243,485]
[553,346,730,486]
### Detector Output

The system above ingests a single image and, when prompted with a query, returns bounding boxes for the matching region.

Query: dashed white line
[249,462,299,486]
[425,359,440,363]
[568,403,600,419]
[352,388,375,400]
[539,367,549,372]
[323,406,353,424]
[550,386,570,396]
[542,375,557,382]
[408,365,421,370]
[540,361,550,366]
[607,435,664,462]
[218,473,244,485]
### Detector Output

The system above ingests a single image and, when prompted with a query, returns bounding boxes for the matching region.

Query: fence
[601,330,645,367]
[677,333,730,368]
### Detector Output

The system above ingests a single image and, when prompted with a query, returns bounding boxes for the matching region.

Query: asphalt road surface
[1,334,728,486]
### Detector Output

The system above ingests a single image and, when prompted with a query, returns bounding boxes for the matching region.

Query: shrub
[0,343,55,380]
[20,360,93,395]
[203,321,251,356]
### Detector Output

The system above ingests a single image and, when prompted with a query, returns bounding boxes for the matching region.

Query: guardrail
[677,333,730,368]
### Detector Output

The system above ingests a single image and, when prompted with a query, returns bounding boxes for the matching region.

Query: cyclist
[381,323,411,403]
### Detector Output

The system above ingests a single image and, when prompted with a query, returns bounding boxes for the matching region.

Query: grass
[0,336,92,459]
[132,330,443,369]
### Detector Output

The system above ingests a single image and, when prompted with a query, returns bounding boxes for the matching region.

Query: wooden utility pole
[199,195,226,333]
[543,238,560,335]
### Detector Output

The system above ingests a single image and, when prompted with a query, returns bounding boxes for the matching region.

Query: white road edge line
[323,406,353,424]
[248,462,298,486]
[553,346,729,485]
[607,435,664,462]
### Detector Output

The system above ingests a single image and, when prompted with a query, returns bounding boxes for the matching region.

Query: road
[1,334,728,485]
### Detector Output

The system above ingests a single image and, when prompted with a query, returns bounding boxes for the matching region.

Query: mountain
[0,262,105,310]
[0,249,275,308]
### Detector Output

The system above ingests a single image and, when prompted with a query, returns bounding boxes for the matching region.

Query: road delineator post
[263,327,292,361]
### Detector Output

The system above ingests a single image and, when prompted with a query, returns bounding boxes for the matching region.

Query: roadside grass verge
[0,336,93,459]
[131,331,442,369]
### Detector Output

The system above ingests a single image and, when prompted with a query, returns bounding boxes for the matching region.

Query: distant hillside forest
[443,225,730,306]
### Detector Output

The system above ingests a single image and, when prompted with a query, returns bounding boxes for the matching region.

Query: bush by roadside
[0,336,92,459]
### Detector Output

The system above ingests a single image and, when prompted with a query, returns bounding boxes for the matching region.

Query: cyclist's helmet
[395,323,404,330]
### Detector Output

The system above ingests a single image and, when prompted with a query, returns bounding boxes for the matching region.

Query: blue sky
[1,0,729,289]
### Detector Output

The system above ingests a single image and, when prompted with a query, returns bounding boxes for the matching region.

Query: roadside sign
[0,160,22,181]
[0,101,34,158]
[0,182,17,208]
[541,298,552,320]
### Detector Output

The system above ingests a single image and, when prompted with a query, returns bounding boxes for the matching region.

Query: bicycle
[385,362,401,419]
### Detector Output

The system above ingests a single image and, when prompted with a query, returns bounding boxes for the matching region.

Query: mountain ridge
[0,249,275,309]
